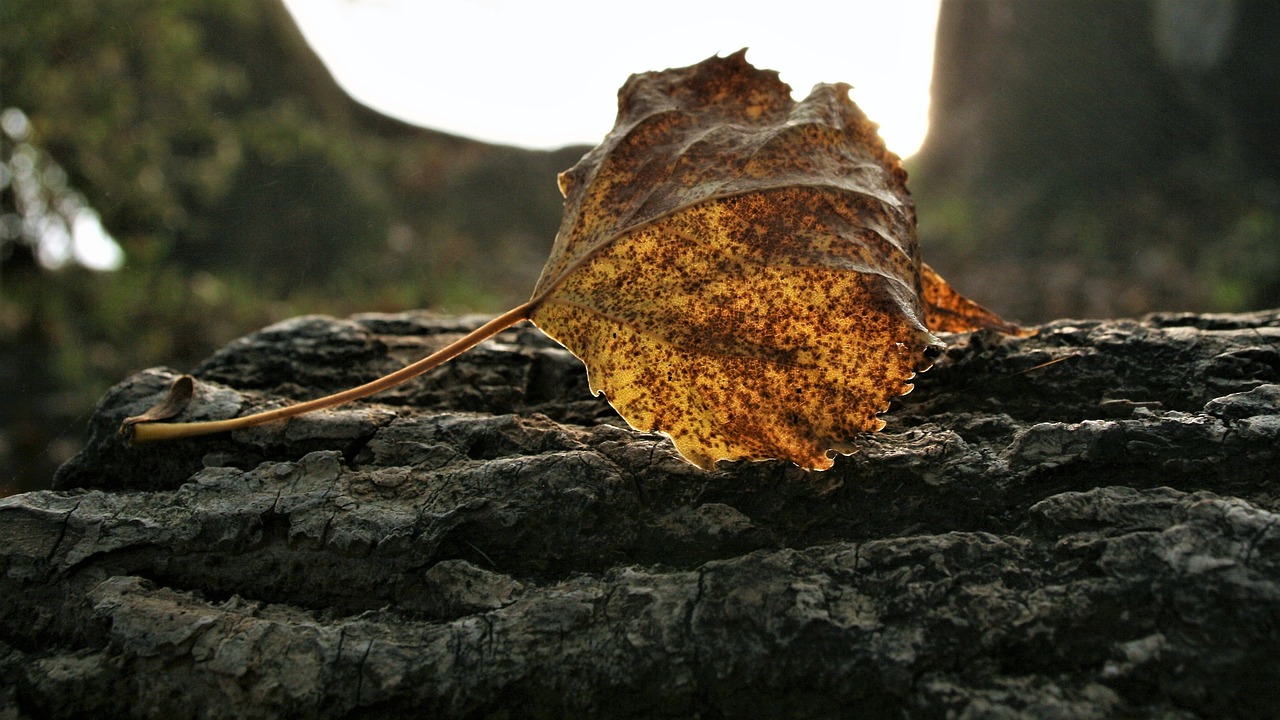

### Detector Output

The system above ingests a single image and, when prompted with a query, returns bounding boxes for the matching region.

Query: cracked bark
[3,309,1280,718]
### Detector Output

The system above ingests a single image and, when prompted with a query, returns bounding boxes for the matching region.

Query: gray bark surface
[4,309,1280,718]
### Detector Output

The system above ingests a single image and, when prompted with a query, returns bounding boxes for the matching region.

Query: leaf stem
[125,301,536,444]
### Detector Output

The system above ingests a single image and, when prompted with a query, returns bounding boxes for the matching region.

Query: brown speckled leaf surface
[527,51,1013,470]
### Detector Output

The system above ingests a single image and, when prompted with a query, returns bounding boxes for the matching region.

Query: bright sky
[281,0,942,157]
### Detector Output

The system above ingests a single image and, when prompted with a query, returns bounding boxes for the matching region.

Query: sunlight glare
[282,1,940,157]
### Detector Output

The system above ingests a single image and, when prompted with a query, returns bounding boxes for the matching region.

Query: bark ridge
[4,309,1280,718]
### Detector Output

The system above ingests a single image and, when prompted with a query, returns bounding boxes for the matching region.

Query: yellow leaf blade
[528,50,1015,470]
[531,198,938,470]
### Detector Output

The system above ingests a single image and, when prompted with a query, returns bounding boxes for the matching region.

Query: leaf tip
[121,374,195,426]
[119,374,196,446]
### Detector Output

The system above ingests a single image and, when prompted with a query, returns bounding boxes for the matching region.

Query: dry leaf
[120,374,195,427]
[125,50,1021,471]
[526,50,1014,470]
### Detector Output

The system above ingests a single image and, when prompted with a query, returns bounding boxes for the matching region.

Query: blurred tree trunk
[911,0,1280,320]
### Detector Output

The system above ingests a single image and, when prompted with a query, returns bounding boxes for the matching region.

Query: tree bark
[3,308,1280,718]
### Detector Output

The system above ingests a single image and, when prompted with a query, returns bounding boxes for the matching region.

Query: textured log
[3,309,1280,718]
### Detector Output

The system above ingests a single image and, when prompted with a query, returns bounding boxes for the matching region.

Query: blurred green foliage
[3,0,421,287]
[0,0,582,494]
